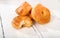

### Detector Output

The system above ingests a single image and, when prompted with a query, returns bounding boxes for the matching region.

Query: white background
[0,0,60,38]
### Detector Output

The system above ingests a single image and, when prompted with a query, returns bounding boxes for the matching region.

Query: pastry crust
[12,16,22,29]
[16,2,32,16]
[31,4,50,24]
[12,16,32,29]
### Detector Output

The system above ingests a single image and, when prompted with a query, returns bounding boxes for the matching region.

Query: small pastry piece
[31,4,50,24]
[21,16,32,27]
[12,16,22,29]
[12,16,32,29]
[16,2,32,16]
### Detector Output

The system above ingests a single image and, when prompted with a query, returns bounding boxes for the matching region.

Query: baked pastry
[12,16,32,29]
[16,2,32,16]
[21,16,32,27]
[31,4,50,24]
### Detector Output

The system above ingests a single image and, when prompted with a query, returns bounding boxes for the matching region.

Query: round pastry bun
[31,4,50,24]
